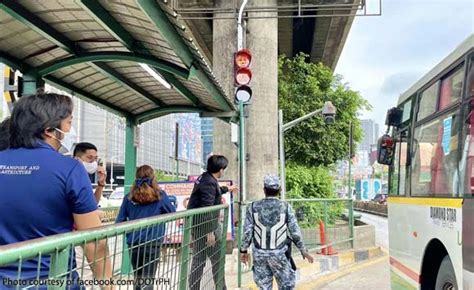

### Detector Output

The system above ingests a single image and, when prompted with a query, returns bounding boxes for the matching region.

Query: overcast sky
[335,0,473,133]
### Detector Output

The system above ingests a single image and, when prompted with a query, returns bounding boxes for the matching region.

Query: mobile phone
[98,158,104,167]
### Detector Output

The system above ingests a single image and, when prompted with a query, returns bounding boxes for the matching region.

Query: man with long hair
[0,92,111,287]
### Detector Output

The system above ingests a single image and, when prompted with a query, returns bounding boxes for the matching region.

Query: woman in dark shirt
[115,165,176,289]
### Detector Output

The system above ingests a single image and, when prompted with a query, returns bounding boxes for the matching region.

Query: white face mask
[83,161,98,175]
[54,127,77,154]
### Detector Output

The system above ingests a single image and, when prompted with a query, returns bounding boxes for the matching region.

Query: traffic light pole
[237,2,248,287]
[237,100,246,288]
[279,110,287,198]
[237,0,248,50]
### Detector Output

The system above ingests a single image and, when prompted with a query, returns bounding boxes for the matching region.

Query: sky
[335,0,473,134]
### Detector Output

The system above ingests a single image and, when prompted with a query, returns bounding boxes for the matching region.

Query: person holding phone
[73,142,107,203]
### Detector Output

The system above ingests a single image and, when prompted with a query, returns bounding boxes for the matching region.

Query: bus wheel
[435,256,457,290]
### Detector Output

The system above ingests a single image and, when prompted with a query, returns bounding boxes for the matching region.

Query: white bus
[379,35,474,290]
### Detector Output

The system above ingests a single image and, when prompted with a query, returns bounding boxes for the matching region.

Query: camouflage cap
[264,174,280,190]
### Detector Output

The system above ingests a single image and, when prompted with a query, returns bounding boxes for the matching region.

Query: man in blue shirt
[0,92,111,287]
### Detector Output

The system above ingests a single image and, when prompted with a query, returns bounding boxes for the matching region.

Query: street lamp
[279,101,336,199]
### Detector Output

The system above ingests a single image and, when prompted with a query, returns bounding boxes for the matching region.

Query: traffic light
[234,49,252,103]
[377,134,395,165]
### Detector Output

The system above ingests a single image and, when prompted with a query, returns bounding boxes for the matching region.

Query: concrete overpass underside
[174,0,358,70]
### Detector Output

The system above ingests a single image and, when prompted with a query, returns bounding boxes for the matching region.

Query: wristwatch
[97,182,105,187]
[240,249,248,254]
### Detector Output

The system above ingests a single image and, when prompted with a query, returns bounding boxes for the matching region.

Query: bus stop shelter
[0,0,235,191]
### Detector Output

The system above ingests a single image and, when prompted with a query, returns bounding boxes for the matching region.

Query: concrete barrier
[354,201,388,217]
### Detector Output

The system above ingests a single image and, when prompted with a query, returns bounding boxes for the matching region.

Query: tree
[279,53,372,167]
[285,165,344,227]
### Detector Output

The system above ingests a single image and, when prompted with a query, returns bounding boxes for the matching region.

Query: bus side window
[417,82,438,121]
[411,113,460,196]
[439,67,464,110]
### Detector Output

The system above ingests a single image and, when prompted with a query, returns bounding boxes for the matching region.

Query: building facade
[359,119,380,152]
[201,118,213,163]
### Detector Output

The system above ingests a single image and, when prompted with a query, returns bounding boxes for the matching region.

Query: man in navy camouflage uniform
[240,175,314,290]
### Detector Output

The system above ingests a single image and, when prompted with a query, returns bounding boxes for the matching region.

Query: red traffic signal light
[235,49,252,68]
[234,49,253,103]
[235,67,252,86]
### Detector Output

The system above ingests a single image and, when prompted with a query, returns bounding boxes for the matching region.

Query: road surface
[358,211,389,250]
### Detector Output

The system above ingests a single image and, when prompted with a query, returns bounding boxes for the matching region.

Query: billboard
[174,113,202,164]
[159,180,234,244]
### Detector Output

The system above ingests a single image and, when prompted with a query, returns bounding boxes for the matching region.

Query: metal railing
[0,204,229,290]
[286,198,354,251]
[236,198,354,286]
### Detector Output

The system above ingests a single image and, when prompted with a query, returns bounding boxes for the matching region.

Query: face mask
[54,127,77,154]
[83,161,98,174]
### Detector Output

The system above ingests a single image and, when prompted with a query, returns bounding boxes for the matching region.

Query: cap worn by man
[264,174,280,190]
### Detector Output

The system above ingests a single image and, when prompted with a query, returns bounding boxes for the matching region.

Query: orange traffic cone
[318,221,327,255]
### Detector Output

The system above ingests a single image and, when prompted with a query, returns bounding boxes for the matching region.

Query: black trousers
[129,241,161,290]
[188,234,226,290]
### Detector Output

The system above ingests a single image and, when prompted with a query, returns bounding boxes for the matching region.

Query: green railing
[0,204,229,290]
[236,198,354,287]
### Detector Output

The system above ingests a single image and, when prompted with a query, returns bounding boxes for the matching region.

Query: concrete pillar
[213,0,278,201]
[212,0,238,193]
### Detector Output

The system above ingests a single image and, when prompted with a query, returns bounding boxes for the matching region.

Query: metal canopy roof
[0,0,235,124]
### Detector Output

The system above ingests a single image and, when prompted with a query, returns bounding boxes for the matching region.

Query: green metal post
[124,118,137,194]
[323,201,328,252]
[48,245,70,290]
[349,199,354,248]
[237,100,245,288]
[178,215,193,290]
[348,121,353,198]
[120,237,132,274]
[217,206,229,290]
[122,117,137,274]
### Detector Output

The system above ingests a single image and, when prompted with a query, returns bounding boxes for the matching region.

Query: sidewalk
[314,255,389,290]
[225,246,384,290]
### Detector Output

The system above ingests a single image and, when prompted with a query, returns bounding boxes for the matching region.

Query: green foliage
[155,170,183,182]
[286,164,344,228]
[286,165,334,198]
[279,53,372,167]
